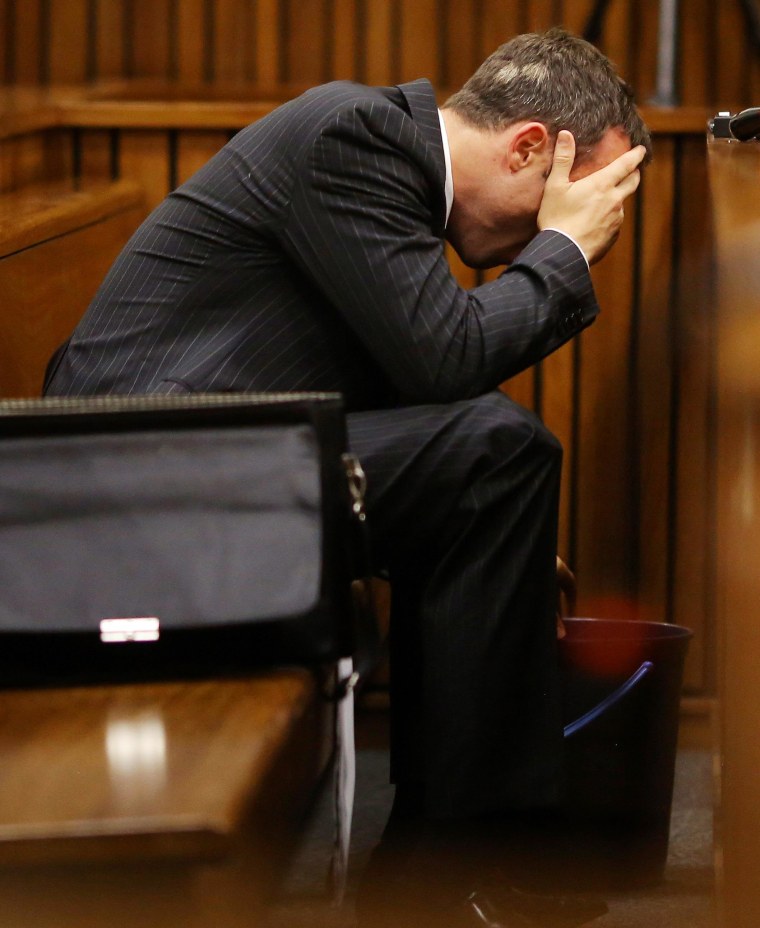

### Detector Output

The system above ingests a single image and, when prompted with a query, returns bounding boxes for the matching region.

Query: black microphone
[709,107,760,141]
[729,107,760,141]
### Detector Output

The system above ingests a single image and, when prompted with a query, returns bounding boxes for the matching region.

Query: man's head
[441,29,651,268]
[444,28,651,165]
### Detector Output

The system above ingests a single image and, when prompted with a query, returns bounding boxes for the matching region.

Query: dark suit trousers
[347,391,564,820]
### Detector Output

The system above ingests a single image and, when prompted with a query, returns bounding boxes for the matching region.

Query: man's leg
[347,390,564,821]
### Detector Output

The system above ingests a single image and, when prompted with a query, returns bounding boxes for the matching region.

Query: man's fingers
[597,144,647,187]
[548,129,576,182]
[615,167,642,200]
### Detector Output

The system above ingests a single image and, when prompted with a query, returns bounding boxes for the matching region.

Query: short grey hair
[444,28,652,162]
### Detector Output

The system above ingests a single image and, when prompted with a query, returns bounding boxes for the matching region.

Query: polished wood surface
[0,670,331,926]
[0,671,323,863]
[708,134,760,928]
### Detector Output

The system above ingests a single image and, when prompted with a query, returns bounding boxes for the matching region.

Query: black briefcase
[0,392,365,688]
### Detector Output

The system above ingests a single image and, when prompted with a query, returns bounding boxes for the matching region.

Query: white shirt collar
[437,110,454,227]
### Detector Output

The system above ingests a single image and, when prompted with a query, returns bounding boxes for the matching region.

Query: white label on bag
[100,618,161,643]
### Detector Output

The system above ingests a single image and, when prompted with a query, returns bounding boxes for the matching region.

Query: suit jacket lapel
[396,79,447,236]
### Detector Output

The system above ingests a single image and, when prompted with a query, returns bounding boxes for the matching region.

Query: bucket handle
[563,661,654,738]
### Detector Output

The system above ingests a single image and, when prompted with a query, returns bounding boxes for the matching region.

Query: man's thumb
[550,130,575,178]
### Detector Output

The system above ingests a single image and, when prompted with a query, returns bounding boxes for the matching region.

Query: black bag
[0,392,366,688]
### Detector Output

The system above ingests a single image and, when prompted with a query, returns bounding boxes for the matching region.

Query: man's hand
[537,130,646,265]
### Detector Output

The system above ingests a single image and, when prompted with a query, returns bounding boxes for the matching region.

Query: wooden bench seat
[0,670,333,927]
[0,179,146,397]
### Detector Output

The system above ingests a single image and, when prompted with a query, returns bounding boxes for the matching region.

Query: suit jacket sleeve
[281,96,599,405]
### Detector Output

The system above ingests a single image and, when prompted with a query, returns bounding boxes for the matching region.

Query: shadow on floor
[268,707,715,927]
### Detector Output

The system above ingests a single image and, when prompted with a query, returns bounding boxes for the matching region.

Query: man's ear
[506,122,550,173]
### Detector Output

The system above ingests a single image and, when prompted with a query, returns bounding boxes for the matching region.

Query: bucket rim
[563,617,693,641]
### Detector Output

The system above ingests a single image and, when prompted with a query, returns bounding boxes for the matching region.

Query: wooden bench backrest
[0,180,146,398]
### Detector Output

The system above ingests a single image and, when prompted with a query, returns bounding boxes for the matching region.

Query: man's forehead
[569,126,632,180]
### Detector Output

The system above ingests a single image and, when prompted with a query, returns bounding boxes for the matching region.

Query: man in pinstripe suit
[46,28,650,921]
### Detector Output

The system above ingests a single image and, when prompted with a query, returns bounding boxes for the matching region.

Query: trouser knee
[460,391,562,477]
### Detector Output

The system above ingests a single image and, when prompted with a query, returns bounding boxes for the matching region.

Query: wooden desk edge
[0,670,333,868]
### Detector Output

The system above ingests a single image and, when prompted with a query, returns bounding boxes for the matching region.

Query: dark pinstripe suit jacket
[46,79,599,409]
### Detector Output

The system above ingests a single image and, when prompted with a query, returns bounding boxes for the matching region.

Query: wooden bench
[0,171,340,924]
[0,670,333,927]
[0,179,146,397]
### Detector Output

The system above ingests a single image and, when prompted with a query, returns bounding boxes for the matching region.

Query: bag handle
[330,453,382,701]
[563,660,654,738]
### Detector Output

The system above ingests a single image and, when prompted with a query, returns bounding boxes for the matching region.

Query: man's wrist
[541,228,589,268]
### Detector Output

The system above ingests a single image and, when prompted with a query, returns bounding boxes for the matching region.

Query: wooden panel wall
[2,0,760,110]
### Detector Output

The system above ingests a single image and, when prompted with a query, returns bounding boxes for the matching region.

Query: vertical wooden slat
[560,0,598,37]
[575,222,637,614]
[680,0,711,106]
[441,0,479,90]
[364,0,394,85]
[283,0,328,85]
[176,0,205,84]
[332,0,358,80]
[542,342,575,562]
[0,0,10,83]
[13,0,44,83]
[525,0,555,33]
[48,0,88,83]
[399,0,438,83]
[94,0,126,79]
[599,0,633,83]
[479,0,522,57]
[130,0,172,79]
[716,0,746,107]
[630,0,661,104]
[213,0,248,82]
[175,130,227,185]
[0,130,73,192]
[42,127,75,182]
[0,135,45,193]
[749,29,760,104]
[119,130,171,210]
[673,136,713,692]
[79,129,116,184]
[635,138,675,624]
[254,0,280,85]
